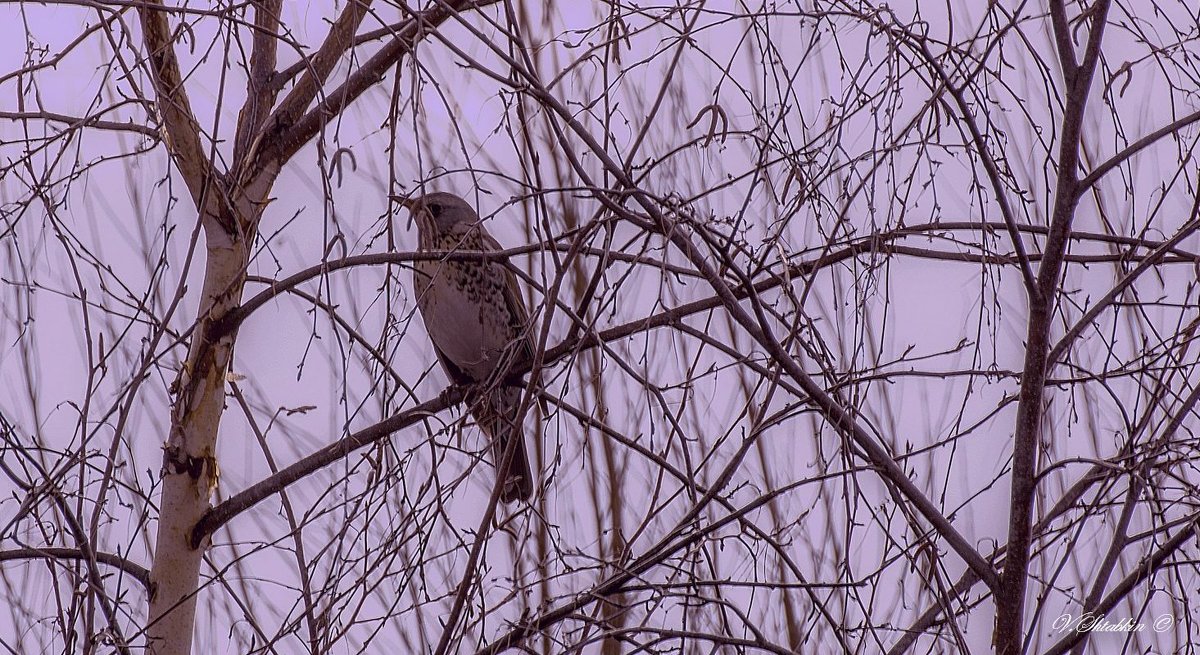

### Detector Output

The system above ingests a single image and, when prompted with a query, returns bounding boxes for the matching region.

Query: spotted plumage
[402,191,535,503]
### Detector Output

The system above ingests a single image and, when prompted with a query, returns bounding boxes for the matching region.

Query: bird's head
[395,191,477,234]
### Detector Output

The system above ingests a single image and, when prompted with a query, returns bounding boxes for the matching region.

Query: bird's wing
[478,230,547,413]
[479,230,537,365]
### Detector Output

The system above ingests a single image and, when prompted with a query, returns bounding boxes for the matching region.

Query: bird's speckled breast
[414,230,516,381]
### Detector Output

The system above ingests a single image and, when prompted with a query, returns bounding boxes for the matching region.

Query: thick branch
[231,0,283,168]
[255,0,499,169]
[265,0,372,138]
[136,0,218,208]
[0,547,150,590]
[997,3,1111,650]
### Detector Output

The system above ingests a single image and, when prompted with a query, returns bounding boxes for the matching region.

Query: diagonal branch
[231,0,283,168]
[136,0,219,208]
[266,0,373,134]
[192,391,458,546]
[1040,513,1200,655]
[469,29,1004,591]
[1076,108,1200,194]
[254,0,500,170]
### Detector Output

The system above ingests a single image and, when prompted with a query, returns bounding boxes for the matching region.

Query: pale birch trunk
[132,1,473,651]
[146,235,247,655]
[144,183,277,654]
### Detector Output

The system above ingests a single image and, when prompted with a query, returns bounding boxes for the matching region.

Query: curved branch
[192,239,835,545]
[0,547,151,590]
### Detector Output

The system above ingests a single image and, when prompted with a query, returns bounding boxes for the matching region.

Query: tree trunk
[145,176,275,653]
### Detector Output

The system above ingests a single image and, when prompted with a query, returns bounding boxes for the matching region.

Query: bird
[400,191,536,503]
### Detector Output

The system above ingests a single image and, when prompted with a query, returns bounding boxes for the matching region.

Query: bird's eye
[428,202,443,218]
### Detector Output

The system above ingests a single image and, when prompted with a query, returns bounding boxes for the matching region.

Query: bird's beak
[390,194,419,229]
[391,194,418,210]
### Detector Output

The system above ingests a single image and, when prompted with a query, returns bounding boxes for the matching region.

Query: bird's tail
[472,385,534,503]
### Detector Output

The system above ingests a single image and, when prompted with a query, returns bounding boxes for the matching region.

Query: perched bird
[401,191,535,503]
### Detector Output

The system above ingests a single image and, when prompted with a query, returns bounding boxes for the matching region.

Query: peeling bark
[147,220,253,655]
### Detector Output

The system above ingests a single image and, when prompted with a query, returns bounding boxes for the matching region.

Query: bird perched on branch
[400,191,536,503]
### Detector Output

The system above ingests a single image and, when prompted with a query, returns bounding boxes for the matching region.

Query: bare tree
[2,1,1199,654]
